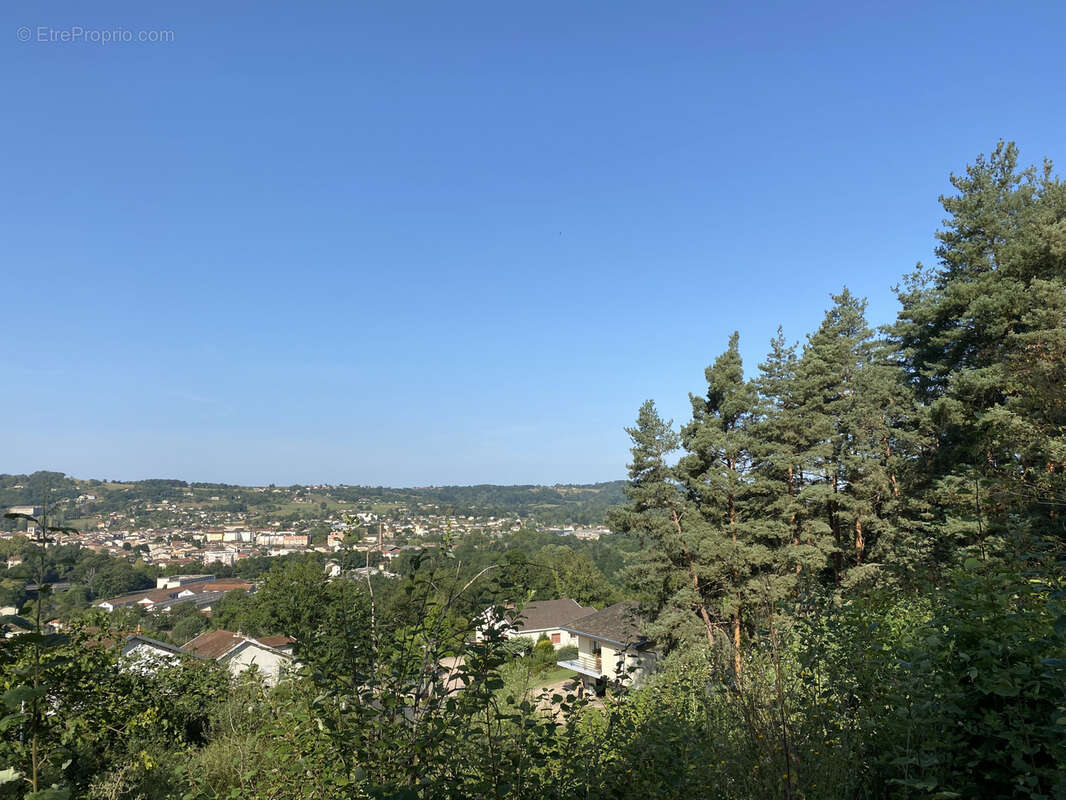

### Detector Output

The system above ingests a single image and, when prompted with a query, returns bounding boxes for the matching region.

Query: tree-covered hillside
[0,474,626,529]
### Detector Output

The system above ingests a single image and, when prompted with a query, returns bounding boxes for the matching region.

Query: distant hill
[0,471,627,528]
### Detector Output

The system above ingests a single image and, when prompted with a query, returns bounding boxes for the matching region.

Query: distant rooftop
[183,629,294,660]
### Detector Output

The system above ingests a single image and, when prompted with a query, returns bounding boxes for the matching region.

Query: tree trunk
[732,607,742,678]
[883,438,900,498]
[855,518,864,565]
[729,479,741,677]
[831,471,841,589]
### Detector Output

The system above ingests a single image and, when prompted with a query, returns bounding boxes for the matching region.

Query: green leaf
[0,767,22,785]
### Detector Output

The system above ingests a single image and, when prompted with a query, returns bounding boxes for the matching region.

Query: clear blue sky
[3,0,1064,487]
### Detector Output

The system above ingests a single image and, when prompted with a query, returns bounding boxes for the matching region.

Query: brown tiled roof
[562,601,648,646]
[183,629,293,659]
[183,629,244,659]
[511,599,595,633]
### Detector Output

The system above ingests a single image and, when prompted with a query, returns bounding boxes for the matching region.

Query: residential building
[557,601,656,694]
[182,629,295,686]
[118,634,188,672]
[202,549,240,566]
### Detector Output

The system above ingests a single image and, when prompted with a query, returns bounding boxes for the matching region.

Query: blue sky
[3,0,1064,486]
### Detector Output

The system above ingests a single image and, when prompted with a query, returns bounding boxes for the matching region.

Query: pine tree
[790,290,910,588]
[753,328,830,585]
[892,142,1066,546]
[608,400,718,651]
[676,332,760,675]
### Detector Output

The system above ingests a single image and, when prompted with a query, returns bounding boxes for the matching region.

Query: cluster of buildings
[95,573,255,614]
[94,573,296,685]
[546,526,613,541]
[2,513,529,571]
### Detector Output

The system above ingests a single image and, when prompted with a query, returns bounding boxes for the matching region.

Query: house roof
[121,633,188,656]
[182,629,293,660]
[182,629,246,659]
[510,598,595,633]
[562,601,649,646]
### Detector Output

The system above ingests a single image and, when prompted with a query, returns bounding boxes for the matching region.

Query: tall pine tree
[790,289,910,588]
[608,400,718,651]
[677,332,760,675]
[892,142,1066,547]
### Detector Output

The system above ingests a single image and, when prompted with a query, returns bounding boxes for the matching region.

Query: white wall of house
[222,642,292,686]
[523,627,578,648]
[120,640,182,673]
[573,635,655,686]
[474,613,580,649]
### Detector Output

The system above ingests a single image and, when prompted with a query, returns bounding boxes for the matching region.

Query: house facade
[557,601,656,694]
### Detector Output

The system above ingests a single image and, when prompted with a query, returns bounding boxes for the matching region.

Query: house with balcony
[556,601,656,695]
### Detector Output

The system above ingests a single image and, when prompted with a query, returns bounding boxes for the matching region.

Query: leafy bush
[869,560,1066,798]
[532,637,557,671]
[501,635,535,658]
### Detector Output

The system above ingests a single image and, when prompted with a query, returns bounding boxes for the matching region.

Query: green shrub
[532,637,557,671]
[870,560,1066,798]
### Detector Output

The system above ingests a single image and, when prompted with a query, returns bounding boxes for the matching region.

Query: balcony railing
[557,653,602,678]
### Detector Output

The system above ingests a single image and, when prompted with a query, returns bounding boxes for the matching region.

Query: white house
[324,560,343,578]
[557,601,657,695]
[183,629,295,686]
[118,634,188,673]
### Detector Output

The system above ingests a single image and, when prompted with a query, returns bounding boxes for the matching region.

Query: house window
[551,633,561,645]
